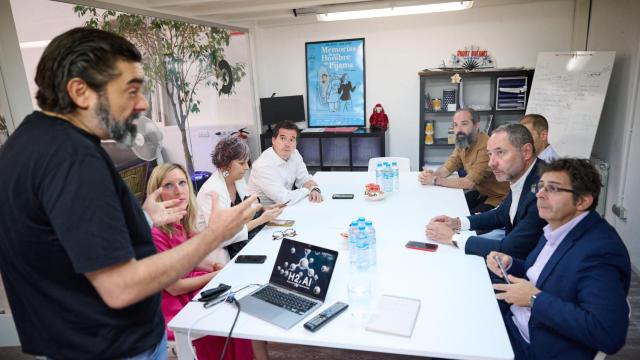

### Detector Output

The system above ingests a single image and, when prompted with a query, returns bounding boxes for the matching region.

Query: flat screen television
[259,95,306,128]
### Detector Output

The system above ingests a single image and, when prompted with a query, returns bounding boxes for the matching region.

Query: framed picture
[305,38,365,127]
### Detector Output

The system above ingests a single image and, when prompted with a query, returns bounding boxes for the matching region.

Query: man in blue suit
[426,124,547,259]
[489,158,631,359]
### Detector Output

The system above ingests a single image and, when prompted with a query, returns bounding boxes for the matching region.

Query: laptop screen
[269,238,339,301]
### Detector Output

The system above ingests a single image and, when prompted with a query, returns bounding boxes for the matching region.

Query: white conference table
[170,172,513,360]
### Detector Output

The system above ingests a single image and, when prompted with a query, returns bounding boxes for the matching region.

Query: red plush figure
[369,103,389,129]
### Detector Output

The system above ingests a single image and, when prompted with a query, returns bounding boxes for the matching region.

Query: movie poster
[305,38,365,127]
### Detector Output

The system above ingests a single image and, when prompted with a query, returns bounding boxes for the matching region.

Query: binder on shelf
[496,76,527,110]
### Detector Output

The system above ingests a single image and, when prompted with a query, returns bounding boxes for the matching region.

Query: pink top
[152,223,208,340]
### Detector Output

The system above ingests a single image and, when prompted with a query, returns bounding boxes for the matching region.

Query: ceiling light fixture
[19,40,50,49]
[315,1,473,22]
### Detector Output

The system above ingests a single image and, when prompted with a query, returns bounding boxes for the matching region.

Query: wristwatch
[529,294,537,308]
[311,186,321,194]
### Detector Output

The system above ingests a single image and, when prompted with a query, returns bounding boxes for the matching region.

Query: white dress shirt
[508,160,536,224]
[196,170,249,264]
[247,147,314,205]
[538,144,559,163]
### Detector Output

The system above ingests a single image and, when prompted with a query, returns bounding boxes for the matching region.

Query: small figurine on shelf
[425,120,435,145]
[369,103,389,130]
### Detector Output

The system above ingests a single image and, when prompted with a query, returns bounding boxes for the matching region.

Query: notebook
[365,295,421,337]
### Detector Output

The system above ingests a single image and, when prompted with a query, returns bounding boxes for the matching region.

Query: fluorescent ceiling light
[19,40,50,49]
[317,1,473,21]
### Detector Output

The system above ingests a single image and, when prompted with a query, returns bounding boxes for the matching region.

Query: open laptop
[238,238,339,329]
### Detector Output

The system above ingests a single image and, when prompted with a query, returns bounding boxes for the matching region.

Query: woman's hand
[262,204,281,211]
[212,262,224,272]
[211,262,225,277]
[258,206,284,224]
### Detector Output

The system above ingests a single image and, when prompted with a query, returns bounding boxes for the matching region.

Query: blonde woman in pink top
[148,163,254,360]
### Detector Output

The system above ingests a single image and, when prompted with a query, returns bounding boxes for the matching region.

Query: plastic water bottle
[348,225,373,322]
[383,163,393,193]
[375,163,383,186]
[356,225,370,270]
[392,162,400,191]
[357,217,366,228]
[349,221,359,265]
[365,221,376,267]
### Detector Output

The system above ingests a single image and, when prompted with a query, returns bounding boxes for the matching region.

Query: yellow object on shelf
[425,133,434,145]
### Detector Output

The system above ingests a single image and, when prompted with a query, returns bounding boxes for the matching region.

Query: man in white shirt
[248,121,323,205]
[520,114,559,162]
[425,124,546,259]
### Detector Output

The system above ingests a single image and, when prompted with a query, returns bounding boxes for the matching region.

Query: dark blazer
[465,158,547,259]
[508,211,631,359]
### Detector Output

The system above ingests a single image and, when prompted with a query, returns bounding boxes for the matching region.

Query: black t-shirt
[0,112,164,359]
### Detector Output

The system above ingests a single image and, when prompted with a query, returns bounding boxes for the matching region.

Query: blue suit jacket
[509,211,631,359]
[465,159,547,259]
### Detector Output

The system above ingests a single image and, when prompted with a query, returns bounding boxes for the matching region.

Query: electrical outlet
[198,130,210,138]
[612,204,627,221]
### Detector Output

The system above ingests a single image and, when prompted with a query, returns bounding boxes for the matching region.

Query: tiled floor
[2,273,639,359]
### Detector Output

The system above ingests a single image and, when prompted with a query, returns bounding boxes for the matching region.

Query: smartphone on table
[332,193,354,199]
[405,241,438,252]
[235,255,267,264]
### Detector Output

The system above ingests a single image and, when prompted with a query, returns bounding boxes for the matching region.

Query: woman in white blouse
[196,136,283,265]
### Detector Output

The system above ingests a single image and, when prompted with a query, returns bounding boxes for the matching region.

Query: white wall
[0,0,33,129]
[253,0,574,170]
[588,0,640,270]
[10,0,84,109]
[9,0,260,164]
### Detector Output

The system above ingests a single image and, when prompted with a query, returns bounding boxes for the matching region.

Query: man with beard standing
[419,108,508,213]
[0,28,259,359]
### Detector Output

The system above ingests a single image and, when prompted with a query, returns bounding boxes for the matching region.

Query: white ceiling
[54,0,554,30]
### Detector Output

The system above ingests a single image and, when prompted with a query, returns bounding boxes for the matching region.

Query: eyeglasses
[531,182,576,195]
[272,228,297,241]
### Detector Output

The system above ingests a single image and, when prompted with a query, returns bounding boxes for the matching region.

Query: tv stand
[259,128,388,172]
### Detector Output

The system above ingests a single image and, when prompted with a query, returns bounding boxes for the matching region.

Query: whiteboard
[526,51,615,158]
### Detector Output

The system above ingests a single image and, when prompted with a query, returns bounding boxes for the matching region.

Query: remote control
[303,301,349,332]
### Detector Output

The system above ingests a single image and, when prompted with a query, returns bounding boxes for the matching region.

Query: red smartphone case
[405,242,438,252]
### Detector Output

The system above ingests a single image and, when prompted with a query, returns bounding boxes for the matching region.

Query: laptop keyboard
[252,285,317,315]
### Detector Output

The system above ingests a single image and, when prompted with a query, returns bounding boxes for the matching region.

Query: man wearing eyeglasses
[486,158,631,359]
[426,123,546,259]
